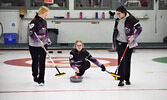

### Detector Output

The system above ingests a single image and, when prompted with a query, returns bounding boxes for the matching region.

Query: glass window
[76,0,111,9]
[31,0,67,8]
[159,0,167,9]
[117,0,152,9]
[0,0,25,8]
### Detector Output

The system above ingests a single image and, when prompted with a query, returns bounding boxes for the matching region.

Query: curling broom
[34,32,66,76]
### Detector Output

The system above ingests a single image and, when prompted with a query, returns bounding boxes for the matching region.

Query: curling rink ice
[0,49,167,100]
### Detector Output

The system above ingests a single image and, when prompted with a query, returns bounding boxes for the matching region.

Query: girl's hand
[76,69,79,74]
[41,44,44,48]
[127,36,135,44]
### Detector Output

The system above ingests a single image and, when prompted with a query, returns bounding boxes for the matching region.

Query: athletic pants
[116,41,133,82]
[77,61,90,76]
[29,45,47,82]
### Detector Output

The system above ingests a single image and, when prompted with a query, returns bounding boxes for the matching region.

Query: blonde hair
[33,6,49,19]
[38,6,49,15]
[74,40,84,48]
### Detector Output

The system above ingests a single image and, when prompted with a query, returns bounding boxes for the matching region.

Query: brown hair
[116,6,135,18]
[74,40,84,48]
[116,6,127,15]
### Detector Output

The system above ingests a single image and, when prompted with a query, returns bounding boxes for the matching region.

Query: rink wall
[0,1,167,44]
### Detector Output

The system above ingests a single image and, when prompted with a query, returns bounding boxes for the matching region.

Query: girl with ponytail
[112,6,142,86]
[29,6,51,86]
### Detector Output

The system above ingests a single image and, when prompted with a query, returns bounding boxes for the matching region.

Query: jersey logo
[69,54,73,59]
[29,23,34,29]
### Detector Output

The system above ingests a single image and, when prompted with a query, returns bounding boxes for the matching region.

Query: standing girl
[29,6,51,85]
[112,6,142,86]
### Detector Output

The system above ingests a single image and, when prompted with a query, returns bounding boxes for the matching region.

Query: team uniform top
[113,14,142,48]
[69,48,102,70]
[29,13,50,47]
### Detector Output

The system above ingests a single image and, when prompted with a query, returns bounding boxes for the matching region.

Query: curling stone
[57,51,62,53]
[70,76,83,83]
[108,49,116,52]
[108,46,116,52]
[48,51,53,53]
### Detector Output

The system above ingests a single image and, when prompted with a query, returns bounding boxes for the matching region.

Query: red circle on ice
[4,57,117,68]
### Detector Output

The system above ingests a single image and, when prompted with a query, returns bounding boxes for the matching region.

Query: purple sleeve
[69,52,78,70]
[133,23,142,39]
[46,29,51,42]
[44,23,50,42]
[86,51,102,67]
[88,56,102,67]
[29,23,38,41]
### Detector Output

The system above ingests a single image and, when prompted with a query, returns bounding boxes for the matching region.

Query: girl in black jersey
[69,40,106,76]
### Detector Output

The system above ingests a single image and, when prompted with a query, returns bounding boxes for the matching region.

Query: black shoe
[125,81,131,85]
[118,81,124,86]
[38,82,45,86]
[33,76,38,83]
[38,80,45,86]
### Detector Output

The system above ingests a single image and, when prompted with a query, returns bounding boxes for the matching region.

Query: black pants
[29,45,47,82]
[77,61,90,76]
[116,41,133,82]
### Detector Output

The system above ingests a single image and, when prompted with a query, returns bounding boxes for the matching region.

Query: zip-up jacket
[113,16,142,48]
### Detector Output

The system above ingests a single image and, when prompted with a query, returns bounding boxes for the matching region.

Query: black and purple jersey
[69,48,102,70]
[29,14,50,47]
[113,15,142,49]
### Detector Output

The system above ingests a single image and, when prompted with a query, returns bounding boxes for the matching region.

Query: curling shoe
[38,82,45,86]
[125,81,131,85]
[72,73,80,78]
[118,81,124,86]
[38,80,45,86]
[33,76,38,83]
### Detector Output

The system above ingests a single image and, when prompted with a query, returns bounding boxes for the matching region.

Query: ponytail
[32,6,49,20]
[117,6,134,17]
[116,6,139,24]
[32,12,38,19]
[126,11,139,23]
[126,11,132,16]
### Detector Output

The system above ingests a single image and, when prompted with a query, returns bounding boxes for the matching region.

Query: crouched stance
[69,40,106,77]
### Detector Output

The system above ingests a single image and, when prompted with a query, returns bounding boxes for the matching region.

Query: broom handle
[105,70,114,74]
[44,48,61,73]
[34,33,54,65]
[115,28,135,74]
[119,44,128,65]
[43,47,56,67]
[34,32,61,73]
[115,44,129,74]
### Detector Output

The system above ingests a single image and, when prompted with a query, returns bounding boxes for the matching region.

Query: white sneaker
[38,83,45,86]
